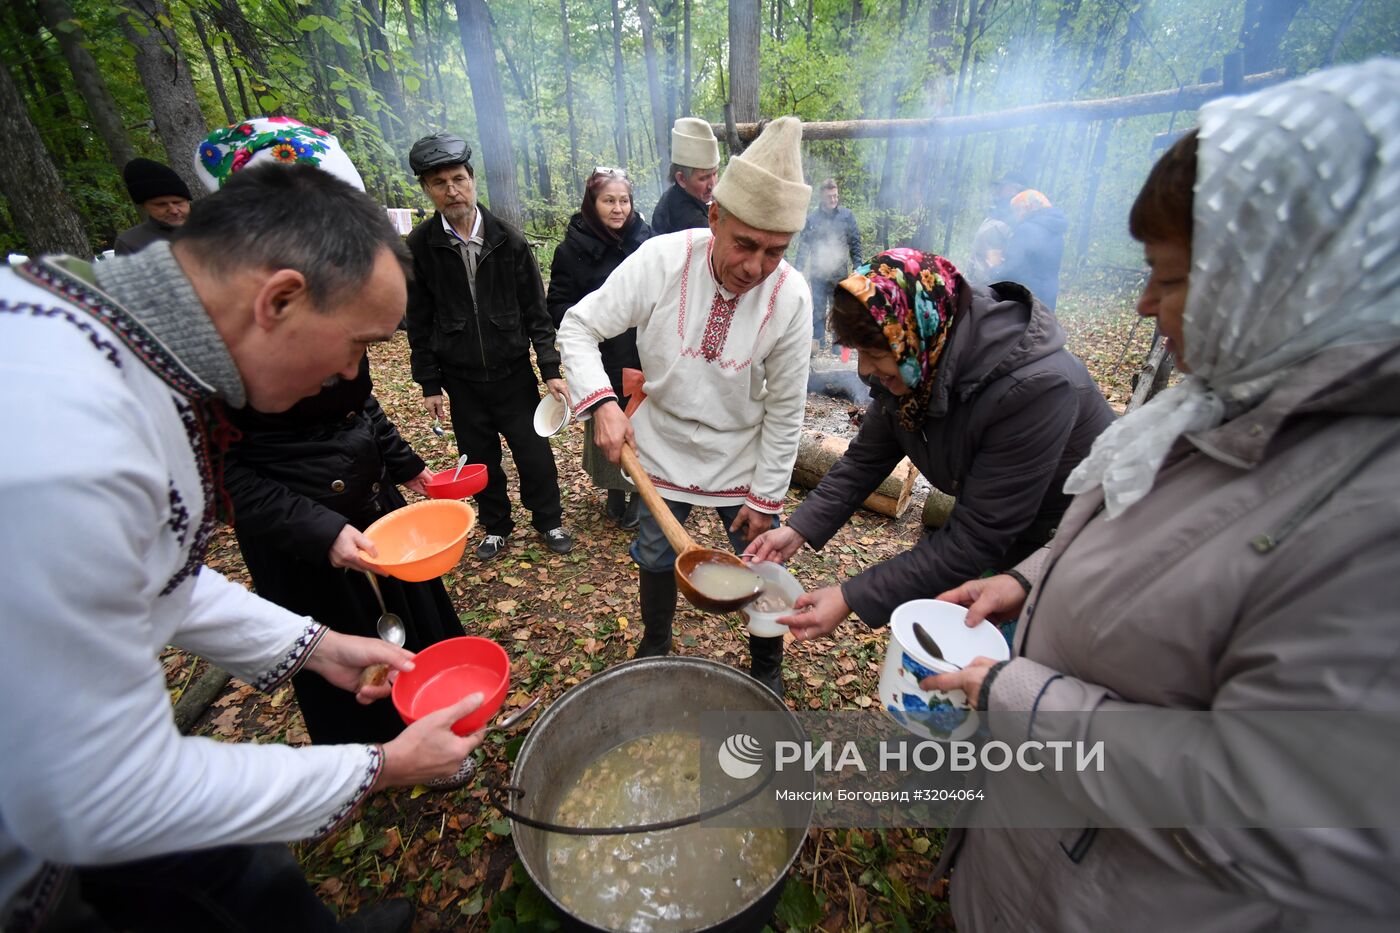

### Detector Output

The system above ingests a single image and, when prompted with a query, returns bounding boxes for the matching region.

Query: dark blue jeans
[630,498,779,573]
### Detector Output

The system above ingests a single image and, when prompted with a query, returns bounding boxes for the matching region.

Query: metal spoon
[451,453,470,482]
[358,571,405,689]
[491,696,541,732]
[913,622,962,671]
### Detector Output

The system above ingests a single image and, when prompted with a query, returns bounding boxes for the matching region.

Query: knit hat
[670,117,720,170]
[711,116,810,233]
[195,117,364,192]
[123,158,192,204]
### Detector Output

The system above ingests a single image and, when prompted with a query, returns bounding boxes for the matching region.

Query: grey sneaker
[542,527,574,554]
[476,534,507,560]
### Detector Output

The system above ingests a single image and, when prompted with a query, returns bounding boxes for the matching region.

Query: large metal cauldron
[508,657,813,932]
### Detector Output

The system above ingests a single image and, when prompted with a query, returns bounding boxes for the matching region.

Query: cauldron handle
[484,768,776,837]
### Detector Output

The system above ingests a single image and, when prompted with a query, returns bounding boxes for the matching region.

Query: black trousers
[443,365,563,536]
[810,276,839,343]
[37,844,339,933]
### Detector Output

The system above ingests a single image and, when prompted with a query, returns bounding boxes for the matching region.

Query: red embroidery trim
[700,292,740,361]
[745,492,784,511]
[648,474,752,499]
[676,230,694,337]
[572,387,617,416]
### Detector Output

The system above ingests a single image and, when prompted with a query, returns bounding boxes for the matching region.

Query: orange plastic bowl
[392,637,510,735]
[424,463,488,500]
[358,500,475,582]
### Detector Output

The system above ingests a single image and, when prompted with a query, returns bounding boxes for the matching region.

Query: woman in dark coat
[547,167,653,527]
[223,355,464,745]
[745,248,1114,638]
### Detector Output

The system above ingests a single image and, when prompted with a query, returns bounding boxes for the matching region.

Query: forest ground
[167,274,1150,931]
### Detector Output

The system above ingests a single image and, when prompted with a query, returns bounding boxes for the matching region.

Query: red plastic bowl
[392,637,510,736]
[424,463,488,500]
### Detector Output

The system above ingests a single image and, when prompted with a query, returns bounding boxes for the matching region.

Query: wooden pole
[710,70,1286,142]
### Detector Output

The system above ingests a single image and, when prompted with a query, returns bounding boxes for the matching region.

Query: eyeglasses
[593,165,628,179]
[425,173,472,194]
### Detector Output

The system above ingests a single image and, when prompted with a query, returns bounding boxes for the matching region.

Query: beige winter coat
[950,341,1400,931]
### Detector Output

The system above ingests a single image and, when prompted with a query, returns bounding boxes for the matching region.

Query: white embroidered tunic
[557,229,812,512]
[0,259,380,920]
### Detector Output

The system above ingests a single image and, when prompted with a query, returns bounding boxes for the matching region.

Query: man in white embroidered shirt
[557,117,813,697]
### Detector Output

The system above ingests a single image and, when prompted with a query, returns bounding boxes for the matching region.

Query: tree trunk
[321,0,368,143]
[558,0,580,192]
[423,0,449,125]
[352,11,395,155]
[359,0,407,147]
[10,0,76,146]
[682,0,692,114]
[728,0,760,123]
[792,432,919,519]
[453,0,523,230]
[35,0,138,168]
[209,0,276,113]
[493,17,553,206]
[608,0,630,165]
[637,0,669,179]
[0,60,92,255]
[223,36,252,117]
[189,9,238,123]
[400,0,431,132]
[1239,0,1304,73]
[711,69,1290,143]
[118,0,209,199]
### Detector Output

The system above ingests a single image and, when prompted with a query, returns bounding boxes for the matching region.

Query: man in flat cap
[113,158,192,255]
[651,117,721,234]
[403,132,573,561]
[558,117,813,697]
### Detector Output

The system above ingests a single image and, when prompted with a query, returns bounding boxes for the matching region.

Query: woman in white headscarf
[928,60,1400,929]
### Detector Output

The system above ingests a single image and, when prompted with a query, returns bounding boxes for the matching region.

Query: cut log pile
[791,431,918,518]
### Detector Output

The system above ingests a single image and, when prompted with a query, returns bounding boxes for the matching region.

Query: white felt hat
[711,116,809,233]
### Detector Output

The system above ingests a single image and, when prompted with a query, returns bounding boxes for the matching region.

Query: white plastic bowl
[533,393,570,437]
[740,561,804,637]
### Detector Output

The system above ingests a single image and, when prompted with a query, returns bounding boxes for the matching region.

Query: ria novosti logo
[717,733,764,779]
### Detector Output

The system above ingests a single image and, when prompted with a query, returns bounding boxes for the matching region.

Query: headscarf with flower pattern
[838,248,964,430]
[194,116,364,192]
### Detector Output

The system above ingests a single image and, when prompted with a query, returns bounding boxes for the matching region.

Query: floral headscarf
[839,248,964,430]
[194,116,364,192]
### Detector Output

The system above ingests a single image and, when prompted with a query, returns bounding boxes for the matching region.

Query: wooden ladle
[619,444,763,613]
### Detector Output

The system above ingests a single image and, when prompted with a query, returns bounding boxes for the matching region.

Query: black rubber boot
[637,569,676,658]
[605,489,627,525]
[620,492,640,530]
[748,634,785,698]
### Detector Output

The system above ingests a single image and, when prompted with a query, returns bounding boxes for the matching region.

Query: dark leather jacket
[405,204,561,396]
[223,356,425,562]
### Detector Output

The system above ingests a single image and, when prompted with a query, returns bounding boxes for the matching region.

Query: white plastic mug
[878,599,1010,741]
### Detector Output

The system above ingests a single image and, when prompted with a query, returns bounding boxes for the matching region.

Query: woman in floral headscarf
[746,247,1114,642]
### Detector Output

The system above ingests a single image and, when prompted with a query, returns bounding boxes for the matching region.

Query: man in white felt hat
[557,116,813,697]
[651,116,721,234]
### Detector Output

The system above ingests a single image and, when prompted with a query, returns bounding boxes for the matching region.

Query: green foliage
[4,0,1398,268]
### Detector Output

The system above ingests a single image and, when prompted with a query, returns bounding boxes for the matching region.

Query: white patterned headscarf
[1066,59,1400,518]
